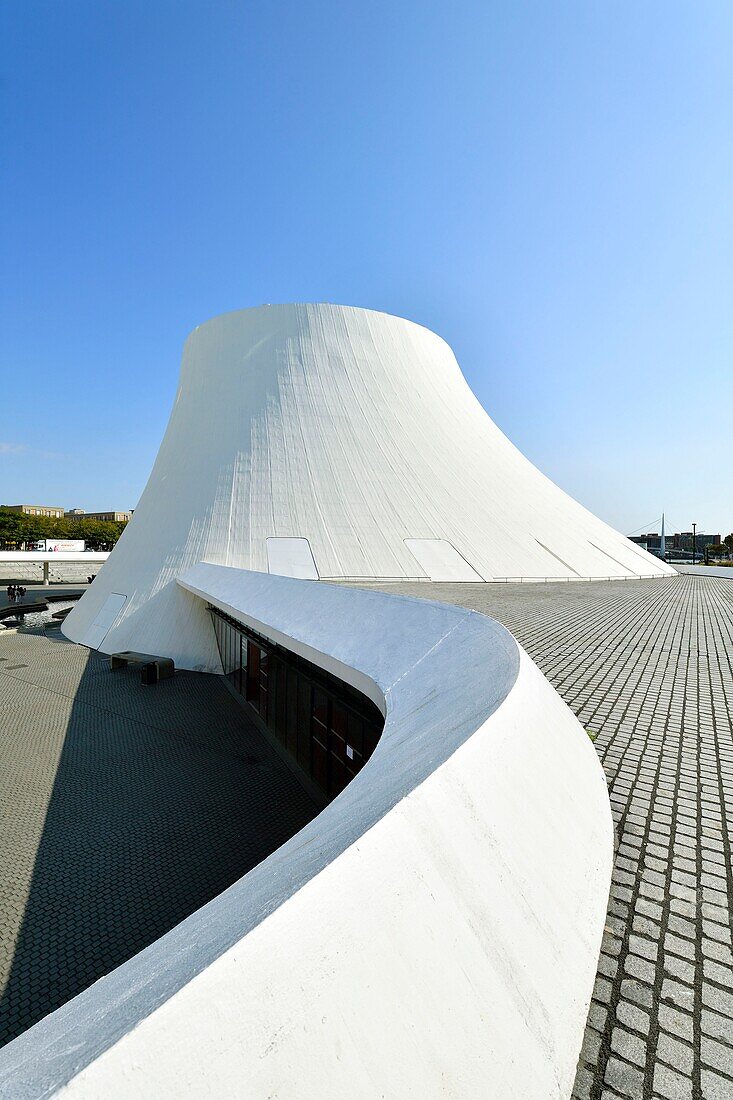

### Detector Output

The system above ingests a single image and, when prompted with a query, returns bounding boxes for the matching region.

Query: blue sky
[2,2,731,536]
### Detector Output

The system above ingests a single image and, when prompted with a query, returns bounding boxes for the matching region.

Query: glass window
[246,641,259,701]
[329,703,347,760]
[347,712,364,758]
[313,687,329,729]
[297,678,312,769]
[312,740,327,791]
[208,609,383,803]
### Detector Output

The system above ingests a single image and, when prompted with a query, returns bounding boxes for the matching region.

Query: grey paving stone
[664,954,696,985]
[636,897,665,922]
[666,931,696,959]
[594,975,614,1005]
[629,933,660,961]
[605,1055,646,1097]
[573,1064,595,1100]
[621,977,655,1009]
[701,1035,733,1077]
[701,1009,732,1044]
[598,953,619,980]
[653,1062,693,1100]
[611,1026,647,1068]
[704,959,733,988]
[626,953,657,984]
[603,932,624,957]
[616,1000,651,1036]
[589,1000,609,1032]
[582,1027,603,1066]
[657,1032,695,1075]
[700,1068,733,1100]
[659,1004,694,1043]
[662,979,696,1012]
[702,985,733,1019]
[704,922,732,946]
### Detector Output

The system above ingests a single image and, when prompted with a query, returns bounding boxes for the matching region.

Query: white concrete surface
[79,592,127,650]
[62,304,673,670]
[1,567,613,1099]
[404,537,484,580]
[265,536,319,579]
[674,564,733,579]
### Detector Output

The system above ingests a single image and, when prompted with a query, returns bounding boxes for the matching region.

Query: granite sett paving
[366,574,733,1100]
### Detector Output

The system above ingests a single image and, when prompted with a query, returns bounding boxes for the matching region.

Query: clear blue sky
[2,2,731,536]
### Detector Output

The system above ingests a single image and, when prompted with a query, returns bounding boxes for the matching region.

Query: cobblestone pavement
[0,630,318,1048]
[368,575,733,1100]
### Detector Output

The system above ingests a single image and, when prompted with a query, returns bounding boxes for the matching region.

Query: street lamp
[692,522,697,566]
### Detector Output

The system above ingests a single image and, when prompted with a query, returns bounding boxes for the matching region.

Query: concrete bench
[110,651,175,685]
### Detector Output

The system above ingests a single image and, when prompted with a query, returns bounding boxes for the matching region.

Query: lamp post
[692,522,697,566]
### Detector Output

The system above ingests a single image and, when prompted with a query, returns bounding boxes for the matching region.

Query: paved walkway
[0,630,318,1048]
[368,575,733,1100]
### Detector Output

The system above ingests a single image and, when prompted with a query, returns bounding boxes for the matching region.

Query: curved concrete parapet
[0,568,613,1099]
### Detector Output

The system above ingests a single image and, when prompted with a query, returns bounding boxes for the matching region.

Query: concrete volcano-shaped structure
[64,303,673,668]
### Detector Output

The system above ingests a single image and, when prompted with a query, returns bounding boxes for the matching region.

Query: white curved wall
[54,653,609,1100]
[62,303,673,670]
[0,568,613,1099]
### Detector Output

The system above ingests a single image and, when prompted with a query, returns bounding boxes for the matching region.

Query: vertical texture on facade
[63,303,673,668]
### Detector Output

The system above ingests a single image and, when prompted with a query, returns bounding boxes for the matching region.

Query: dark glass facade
[209,607,383,801]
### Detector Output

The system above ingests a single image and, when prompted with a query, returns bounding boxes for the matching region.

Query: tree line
[0,508,127,551]
[705,534,733,559]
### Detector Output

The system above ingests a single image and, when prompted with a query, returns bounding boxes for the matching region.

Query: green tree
[0,507,128,550]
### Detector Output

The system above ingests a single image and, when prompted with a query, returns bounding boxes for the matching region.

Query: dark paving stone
[0,630,318,1049]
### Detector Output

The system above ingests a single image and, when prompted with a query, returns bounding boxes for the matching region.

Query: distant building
[631,531,722,558]
[3,503,65,519]
[64,510,133,523]
[630,532,662,553]
[672,532,720,554]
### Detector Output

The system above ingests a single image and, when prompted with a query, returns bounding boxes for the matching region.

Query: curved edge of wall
[0,567,613,1100]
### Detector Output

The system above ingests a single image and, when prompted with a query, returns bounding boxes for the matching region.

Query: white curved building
[0,304,625,1097]
[62,303,673,669]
